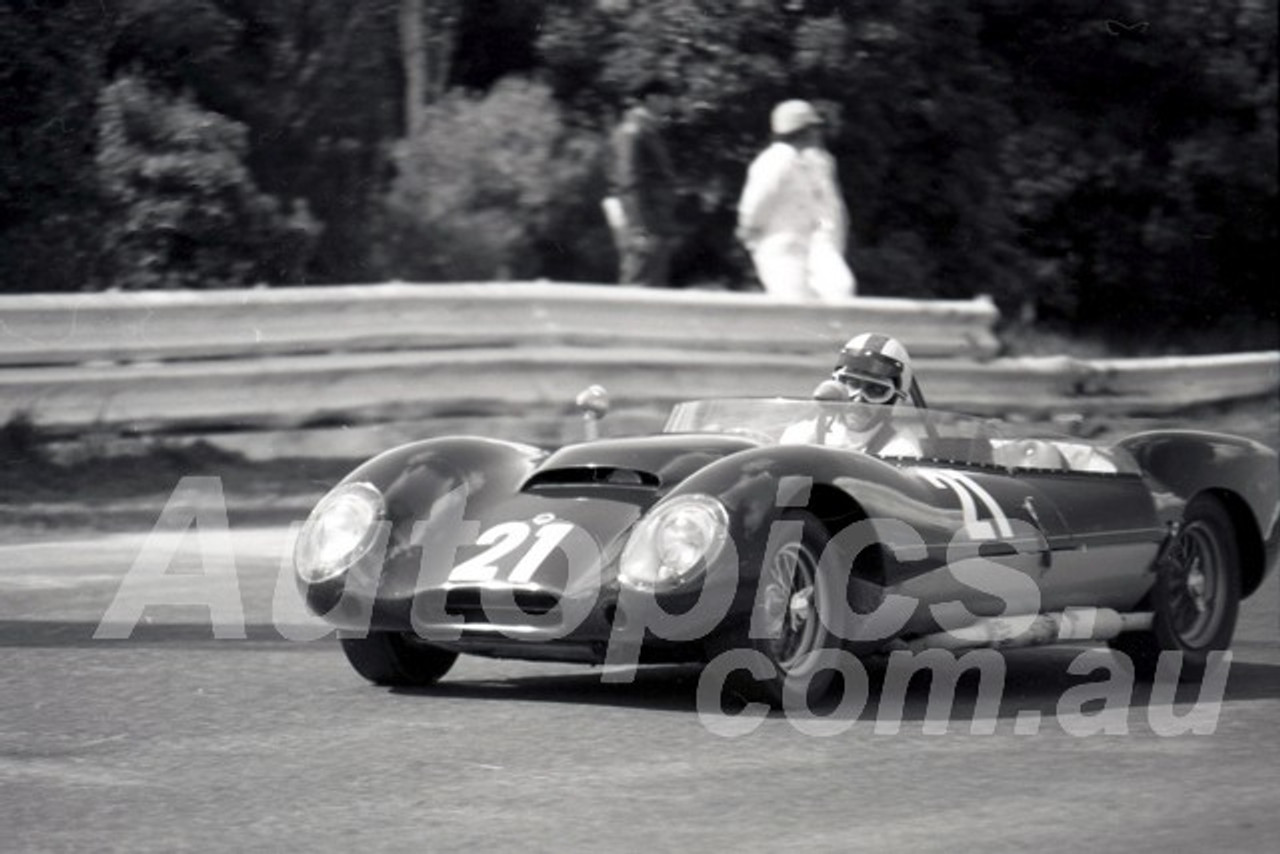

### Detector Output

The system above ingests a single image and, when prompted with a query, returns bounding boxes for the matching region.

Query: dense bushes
[375,79,613,282]
[95,76,319,289]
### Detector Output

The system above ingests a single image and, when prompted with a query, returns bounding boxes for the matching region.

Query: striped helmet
[832,333,913,404]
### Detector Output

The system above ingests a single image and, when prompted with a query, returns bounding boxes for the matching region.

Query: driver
[780,333,923,456]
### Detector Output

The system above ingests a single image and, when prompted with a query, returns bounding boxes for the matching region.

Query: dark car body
[295,398,1279,695]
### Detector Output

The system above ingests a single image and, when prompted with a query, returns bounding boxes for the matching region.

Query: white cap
[771,100,823,135]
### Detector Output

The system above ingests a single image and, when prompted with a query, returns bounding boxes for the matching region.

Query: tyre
[340,632,459,687]
[708,511,843,709]
[1110,496,1240,680]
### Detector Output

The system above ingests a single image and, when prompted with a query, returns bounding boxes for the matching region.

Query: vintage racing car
[294,390,1279,705]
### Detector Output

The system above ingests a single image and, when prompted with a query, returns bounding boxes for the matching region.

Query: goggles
[833,371,899,405]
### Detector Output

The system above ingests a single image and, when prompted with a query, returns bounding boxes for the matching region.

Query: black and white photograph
[2,1,1277,851]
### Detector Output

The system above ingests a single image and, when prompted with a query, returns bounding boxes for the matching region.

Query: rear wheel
[340,632,459,687]
[708,511,842,709]
[1110,496,1240,680]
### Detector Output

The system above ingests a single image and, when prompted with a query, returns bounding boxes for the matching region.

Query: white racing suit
[737,142,855,302]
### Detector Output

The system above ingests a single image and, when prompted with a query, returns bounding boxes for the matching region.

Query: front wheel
[1110,496,1240,680]
[340,632,459,687]
[706,511,842,709]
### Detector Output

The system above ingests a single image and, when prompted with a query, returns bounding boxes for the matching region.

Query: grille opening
[444,587,560,619]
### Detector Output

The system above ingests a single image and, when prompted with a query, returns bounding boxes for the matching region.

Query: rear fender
[1118,431,1279,597]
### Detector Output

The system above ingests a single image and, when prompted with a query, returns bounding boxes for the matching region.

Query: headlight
[619,494,730,591]
[294,482,385,584]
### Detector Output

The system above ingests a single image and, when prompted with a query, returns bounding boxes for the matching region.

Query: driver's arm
[779,419,819,445]
[877,431,923,458]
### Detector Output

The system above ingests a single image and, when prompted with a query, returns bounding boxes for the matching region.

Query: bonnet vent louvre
[523,466,660,492]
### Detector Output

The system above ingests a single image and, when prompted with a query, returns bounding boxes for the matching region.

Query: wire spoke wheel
[1165,518,1226,648]
[707,510,843,708]
[1111,495,1241,681]
[762,541,822,674]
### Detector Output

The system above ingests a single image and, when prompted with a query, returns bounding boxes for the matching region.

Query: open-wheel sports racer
[294,334,1279,706]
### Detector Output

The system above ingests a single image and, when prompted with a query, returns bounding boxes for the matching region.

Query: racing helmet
[832,333,913,405]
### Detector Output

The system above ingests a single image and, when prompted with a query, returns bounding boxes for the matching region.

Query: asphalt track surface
[2,526,1278,853]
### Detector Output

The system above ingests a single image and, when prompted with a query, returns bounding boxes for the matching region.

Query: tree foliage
[0,0,1274,348]
[105,0,404,282]
[96,75,318,289]
[536,0,1276,343]
[0,1,113,292]
[376,78,610,281]
[983,0,1278,339]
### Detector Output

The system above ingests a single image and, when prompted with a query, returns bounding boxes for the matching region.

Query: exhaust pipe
[903,608,1154,653]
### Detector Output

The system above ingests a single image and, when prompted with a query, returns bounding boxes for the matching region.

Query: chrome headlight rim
[619,493,731,592]
[294,481,386,585]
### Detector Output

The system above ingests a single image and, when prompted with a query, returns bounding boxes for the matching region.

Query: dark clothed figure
[606,86,678,286]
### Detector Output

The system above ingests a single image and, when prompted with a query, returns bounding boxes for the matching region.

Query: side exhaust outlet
[903,608,1154,653]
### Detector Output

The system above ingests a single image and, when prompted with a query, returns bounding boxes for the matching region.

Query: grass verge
[1,414,358,537]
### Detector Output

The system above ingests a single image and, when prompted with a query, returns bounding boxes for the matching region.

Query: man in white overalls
[737,100,856,302]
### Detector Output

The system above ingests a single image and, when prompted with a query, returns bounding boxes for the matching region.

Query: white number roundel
[447,520,578,584]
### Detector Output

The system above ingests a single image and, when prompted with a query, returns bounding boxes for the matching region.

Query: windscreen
[663,398,1138,475]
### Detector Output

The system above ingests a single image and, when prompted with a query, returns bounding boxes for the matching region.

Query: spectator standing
[604,79,679,286]
[737,100,856,302]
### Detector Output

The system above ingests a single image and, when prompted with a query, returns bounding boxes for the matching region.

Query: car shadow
[7,620,1276,727]
[397,645,1280,726]
[396,663,709,713]
[0,619,330,649]
[830,647,1280,726]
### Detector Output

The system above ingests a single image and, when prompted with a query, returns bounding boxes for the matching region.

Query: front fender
[301,437,550,627]
[338,436,549,529]
[659,446,938,619]
[665,444,946,556]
